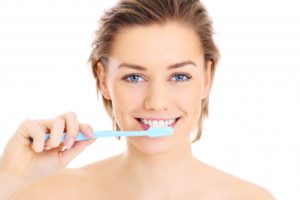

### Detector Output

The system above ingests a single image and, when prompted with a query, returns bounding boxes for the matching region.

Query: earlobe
[97,62,111,100]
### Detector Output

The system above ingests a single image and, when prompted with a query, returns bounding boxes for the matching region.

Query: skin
[0,112,96,199]
[96,22,212,195]
[2,22,275,199]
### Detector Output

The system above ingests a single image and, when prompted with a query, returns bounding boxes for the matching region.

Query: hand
[0,112,96,181]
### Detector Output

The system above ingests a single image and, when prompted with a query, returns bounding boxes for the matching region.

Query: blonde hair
[88,0,220,143]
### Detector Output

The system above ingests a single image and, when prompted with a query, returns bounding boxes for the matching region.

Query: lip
[136,117,178,121]
[135,117,181,130]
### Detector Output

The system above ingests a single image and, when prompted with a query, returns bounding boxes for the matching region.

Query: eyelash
[121,72,192,83]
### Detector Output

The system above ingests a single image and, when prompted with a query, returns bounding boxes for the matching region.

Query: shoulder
[220,172,276,199]
[15,155,122,200]
[15,169,86,200]
[197,161,276,200]
[221,170,275,199]
[230,180,276,200]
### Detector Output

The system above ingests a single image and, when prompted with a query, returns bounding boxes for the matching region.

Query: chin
[126,135,174,155]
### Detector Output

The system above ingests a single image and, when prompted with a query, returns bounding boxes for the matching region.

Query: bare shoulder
[15,169,86,200]
[16,155,122,200]
[199,162,276,200]
[227,175,275,200]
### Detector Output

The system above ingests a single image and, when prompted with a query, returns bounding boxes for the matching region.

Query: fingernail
[60,146,67,152]
[65,137,75,150]
[87,128,93,137]
[44,146,52,151]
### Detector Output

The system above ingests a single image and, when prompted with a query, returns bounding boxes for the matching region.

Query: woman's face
[98,22,211,154]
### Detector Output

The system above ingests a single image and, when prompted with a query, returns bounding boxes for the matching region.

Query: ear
[202,60,212,99]
[96,62,111,100]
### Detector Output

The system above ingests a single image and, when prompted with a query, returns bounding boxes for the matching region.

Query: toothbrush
[42,127,173,143]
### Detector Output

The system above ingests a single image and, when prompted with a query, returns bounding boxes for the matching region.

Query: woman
[0,0,275,199]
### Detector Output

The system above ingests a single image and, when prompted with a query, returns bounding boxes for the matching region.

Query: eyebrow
[118,60,197,71]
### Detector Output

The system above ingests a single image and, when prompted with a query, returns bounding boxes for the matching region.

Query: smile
[135,117,181,130]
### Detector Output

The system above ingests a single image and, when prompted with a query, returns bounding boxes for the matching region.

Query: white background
[0,0,299,199]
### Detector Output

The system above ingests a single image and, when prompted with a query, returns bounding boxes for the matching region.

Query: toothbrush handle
[44,130,149,143]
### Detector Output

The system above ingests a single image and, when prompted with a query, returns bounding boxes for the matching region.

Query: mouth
[135,117,181,130]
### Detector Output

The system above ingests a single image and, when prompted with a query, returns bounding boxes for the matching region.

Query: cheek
[110,82,144,111]
[170,83,203,111]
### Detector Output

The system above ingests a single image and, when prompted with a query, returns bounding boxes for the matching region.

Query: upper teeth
[140,118,176,127]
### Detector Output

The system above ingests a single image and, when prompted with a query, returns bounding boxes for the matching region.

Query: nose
[144,81,169,111]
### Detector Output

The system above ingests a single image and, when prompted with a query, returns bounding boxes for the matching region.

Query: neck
[118,138,199,192]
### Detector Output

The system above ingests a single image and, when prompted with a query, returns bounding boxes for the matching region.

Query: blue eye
[122,73,192,83]
[171,73,192,82]
[122,73,144,83]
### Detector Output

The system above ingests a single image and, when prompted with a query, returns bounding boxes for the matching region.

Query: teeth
[140,118,176,127]
[158,120,164,126]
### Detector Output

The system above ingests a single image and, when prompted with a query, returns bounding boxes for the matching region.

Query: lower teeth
[143,123,171,127]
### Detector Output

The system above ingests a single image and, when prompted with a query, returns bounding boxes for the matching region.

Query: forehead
[110,22,204,66]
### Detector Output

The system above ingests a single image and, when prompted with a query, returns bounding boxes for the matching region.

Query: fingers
[59,124,95,163]
[37,118,64,150]
[43,113,94,151]
[15,112,95,153]
[62,123,94,151]
[17,118,46,153]
[78,123,94,138]
[49,118,65,147]
[57,112,79,150]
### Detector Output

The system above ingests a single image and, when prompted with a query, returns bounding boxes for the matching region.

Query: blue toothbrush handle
[43,128,173,143]
[44,130,147,143]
